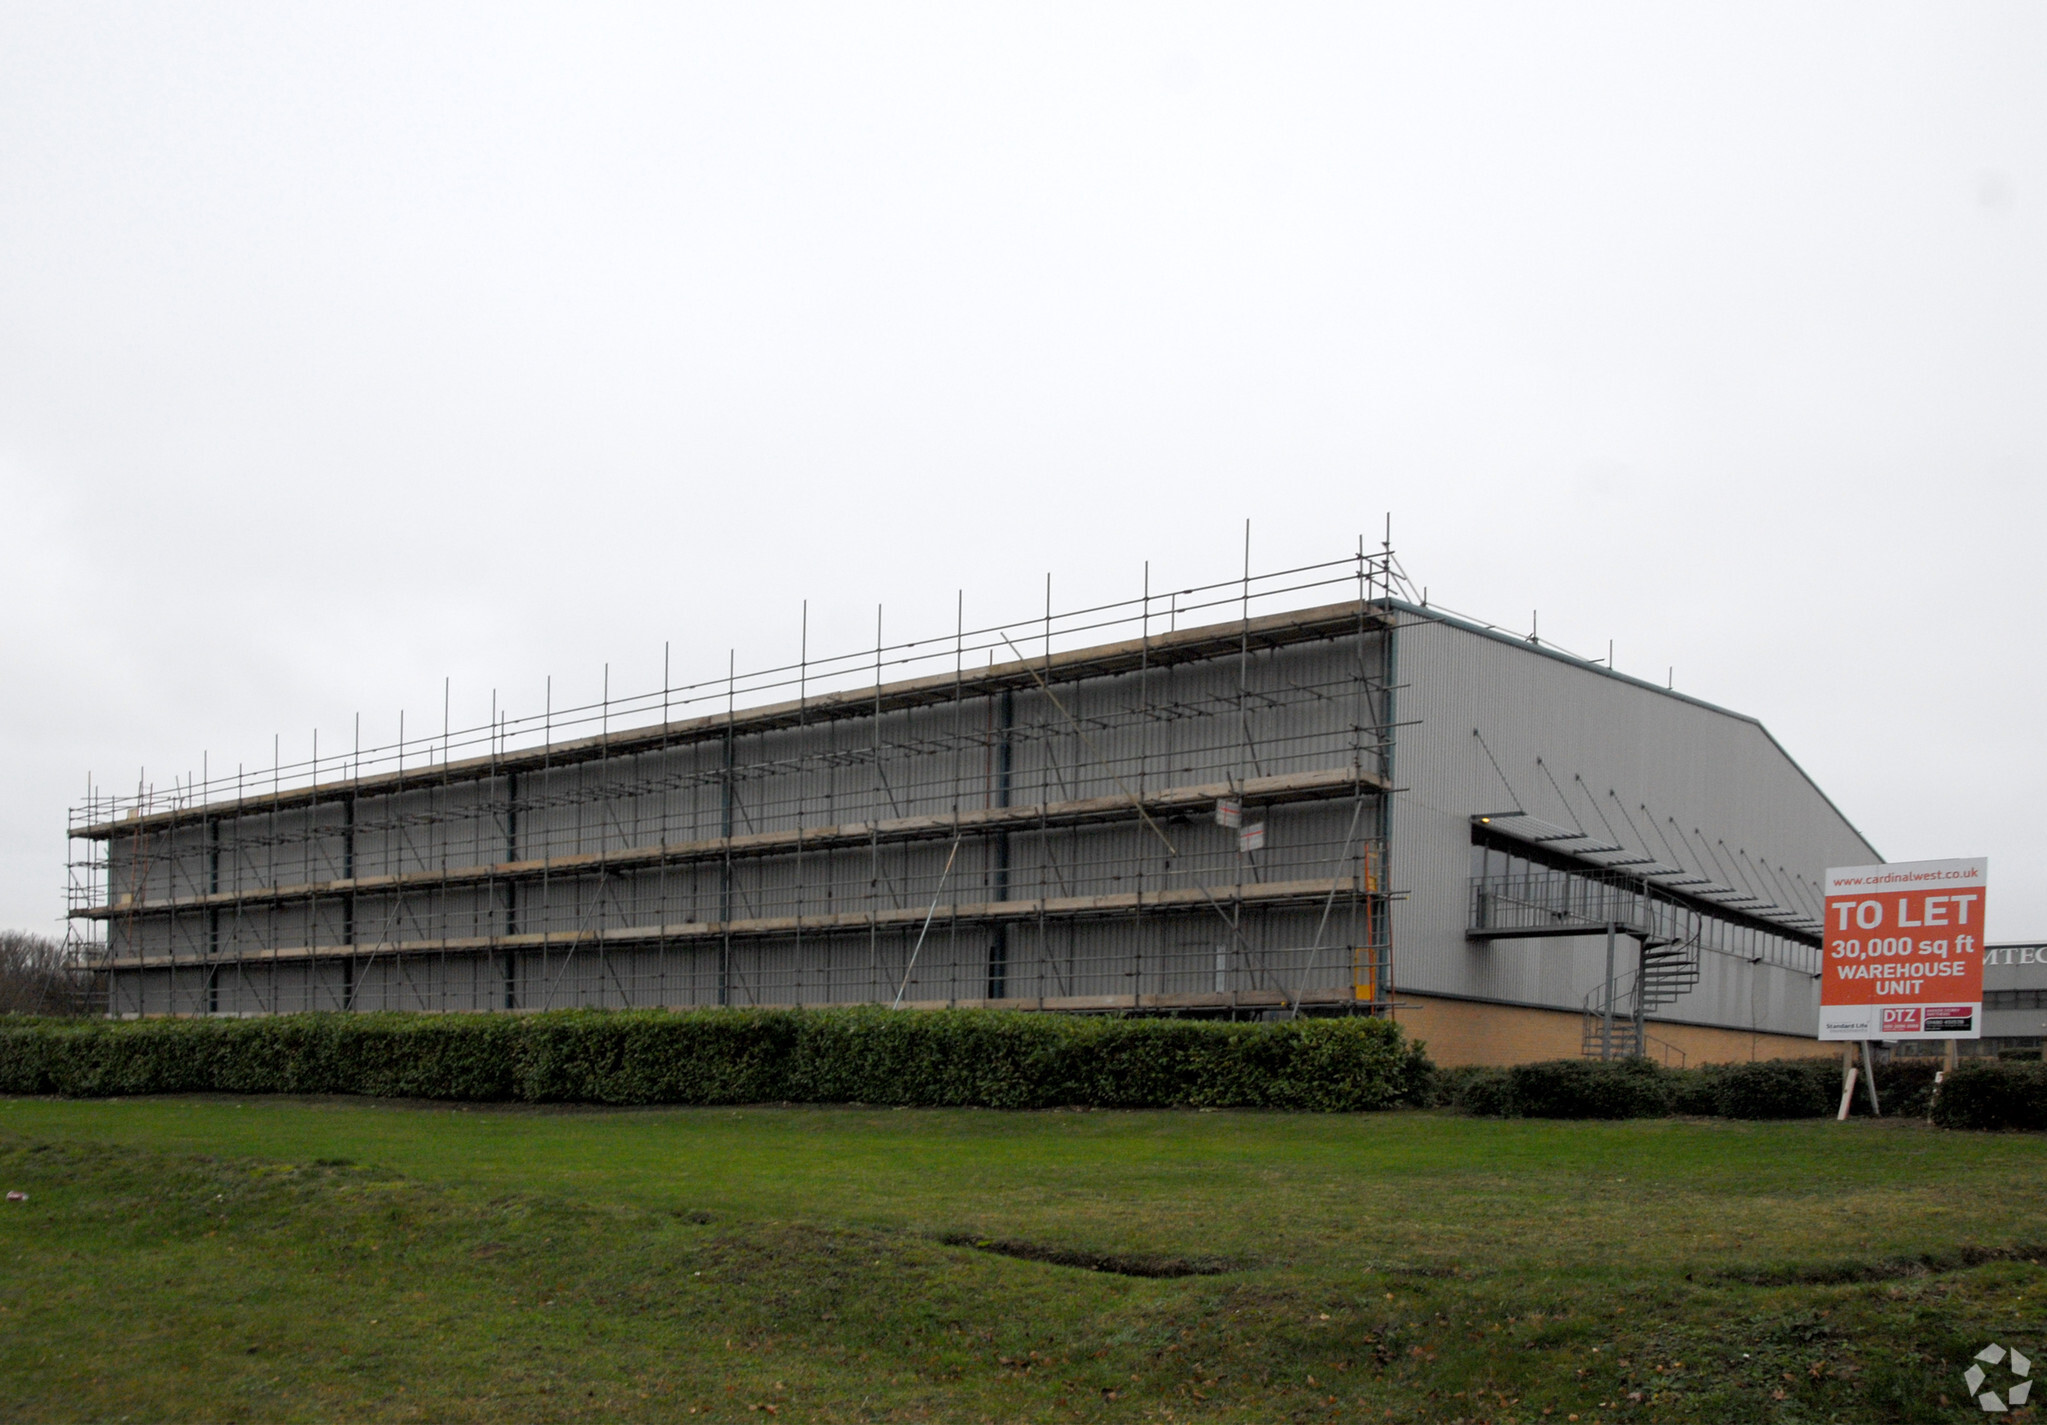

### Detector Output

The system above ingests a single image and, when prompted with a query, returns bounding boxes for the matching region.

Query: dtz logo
[1882,1007,1923,1033]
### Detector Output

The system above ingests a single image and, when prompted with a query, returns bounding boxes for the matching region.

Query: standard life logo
[1964,1342,2031,1412]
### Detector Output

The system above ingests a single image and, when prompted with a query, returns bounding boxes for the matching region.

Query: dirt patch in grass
[1718,1241,2047,1286]
[936,1231,1234,1277]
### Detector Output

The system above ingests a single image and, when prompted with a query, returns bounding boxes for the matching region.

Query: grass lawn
[2,1096,2044,1423]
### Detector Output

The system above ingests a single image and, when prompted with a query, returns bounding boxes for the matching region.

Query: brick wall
[1393,992,1825,1068]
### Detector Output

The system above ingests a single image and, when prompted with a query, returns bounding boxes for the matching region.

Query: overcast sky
[2,3,2042,941]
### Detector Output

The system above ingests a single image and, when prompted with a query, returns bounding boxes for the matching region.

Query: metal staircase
[1639,928,1703,1011]
[1466,860,1712,1061]
[1580,927,1702,1059]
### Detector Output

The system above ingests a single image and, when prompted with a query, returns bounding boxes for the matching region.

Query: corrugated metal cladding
[84,596,1871,1045]
[1391,608,1875,1038]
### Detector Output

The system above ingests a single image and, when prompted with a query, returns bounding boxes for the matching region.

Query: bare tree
[0,931,94,1016]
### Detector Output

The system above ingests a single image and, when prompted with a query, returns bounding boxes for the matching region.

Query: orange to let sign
[1819,857,1987,1040]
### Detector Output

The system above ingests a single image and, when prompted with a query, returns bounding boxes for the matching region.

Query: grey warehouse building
[69,554,1872,1065]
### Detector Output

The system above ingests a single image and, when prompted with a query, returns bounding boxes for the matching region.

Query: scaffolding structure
[68,546,1412,1019]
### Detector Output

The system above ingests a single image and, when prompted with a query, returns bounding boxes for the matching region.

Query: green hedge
[1431,1065,1514,1117]
[0,1007,1434,1113]
[1930,1060,2047,1131]
[1442,1056,1955,1123]
[1508,1057,1672,1119]
[1703,1059,1837,1120]
[1867,1058,1943,1118]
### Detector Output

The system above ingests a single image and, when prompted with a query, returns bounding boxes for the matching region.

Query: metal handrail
[1469,869,1689,941]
